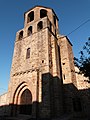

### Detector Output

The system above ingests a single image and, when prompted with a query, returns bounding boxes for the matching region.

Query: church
[0,6,90,120]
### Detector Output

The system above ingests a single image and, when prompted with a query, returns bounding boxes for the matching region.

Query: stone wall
[58,35,90,119]
[7,6,63,118]
[0,92,10,116]
[75,66,90,118]
[58,35,76,86]
[75,66,89,90]
[0,93,8,106]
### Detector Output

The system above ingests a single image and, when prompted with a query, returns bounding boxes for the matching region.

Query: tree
[74,37,90,80]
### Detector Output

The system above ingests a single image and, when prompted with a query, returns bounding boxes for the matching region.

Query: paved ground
[0,115,89,120]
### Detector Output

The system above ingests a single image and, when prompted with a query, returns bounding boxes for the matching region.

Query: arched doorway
[20,89,32,115]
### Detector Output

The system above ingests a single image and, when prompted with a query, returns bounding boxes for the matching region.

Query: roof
[24,5,59,21]
[58,35,73,46]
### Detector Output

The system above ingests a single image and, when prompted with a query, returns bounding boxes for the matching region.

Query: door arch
[20,89,32,115]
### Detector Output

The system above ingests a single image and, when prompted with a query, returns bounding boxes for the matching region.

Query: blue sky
[0,0,90,95]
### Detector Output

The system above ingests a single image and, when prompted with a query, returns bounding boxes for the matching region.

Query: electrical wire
[66,19,90,36]
[0,88,6,91]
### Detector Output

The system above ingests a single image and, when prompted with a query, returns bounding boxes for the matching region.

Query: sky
[0,0,90,95]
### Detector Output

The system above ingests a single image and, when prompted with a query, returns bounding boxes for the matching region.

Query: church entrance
[20,89,32,115]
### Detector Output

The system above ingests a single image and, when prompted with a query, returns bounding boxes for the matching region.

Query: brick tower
[7,6,63,119]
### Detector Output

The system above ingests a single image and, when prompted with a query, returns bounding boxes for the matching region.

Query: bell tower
[7,6,63,119]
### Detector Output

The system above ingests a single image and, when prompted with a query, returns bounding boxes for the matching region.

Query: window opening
[26,48,30,59]
[27,11,34,23]
[40,9,47,18]
[42,60,44,63]
[37,21,43,31]
[63,74,65,80]
[19,31,23,40]
[49,21,52,32]
[28,26,32,36]
[53,15,56,26]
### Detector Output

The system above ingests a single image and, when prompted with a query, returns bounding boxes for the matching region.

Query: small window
[63,74,65,80]
[19,31,23,40]
[63,63,65,65]
[37,21,43,31]
[26,48,30,59]
[49,21,52,32]
[42,60,44,63]
[40,9,47,18]
[53,15,56,26]
[27,11,34,23]
[28,26,32,36]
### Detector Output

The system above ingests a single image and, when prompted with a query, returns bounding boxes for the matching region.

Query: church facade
[0,6,90,120]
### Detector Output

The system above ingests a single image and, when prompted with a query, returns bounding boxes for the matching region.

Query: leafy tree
[74,37,90,80]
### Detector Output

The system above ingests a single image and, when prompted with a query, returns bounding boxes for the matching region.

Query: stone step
[0,114,32,120]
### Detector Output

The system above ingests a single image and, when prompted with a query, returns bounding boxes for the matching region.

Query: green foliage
[74,38,90,80]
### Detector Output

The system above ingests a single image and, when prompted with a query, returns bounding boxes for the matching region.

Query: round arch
[19,89,32,115]
[12,82,32,115]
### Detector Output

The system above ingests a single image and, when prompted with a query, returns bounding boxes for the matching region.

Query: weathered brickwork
[0,6,90,120]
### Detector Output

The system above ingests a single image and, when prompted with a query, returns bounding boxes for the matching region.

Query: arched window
[27,11,34,23]
[28,26,32,36]
[37,21,43,31]
[26,48,30,59]
[19,31,23,40]
[40,9,47,18]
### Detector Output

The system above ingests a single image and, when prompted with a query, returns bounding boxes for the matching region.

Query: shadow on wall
[0,72,90,120]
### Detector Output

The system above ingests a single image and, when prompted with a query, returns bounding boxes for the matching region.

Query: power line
[0,88,7,91]
[66,19,90,36]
